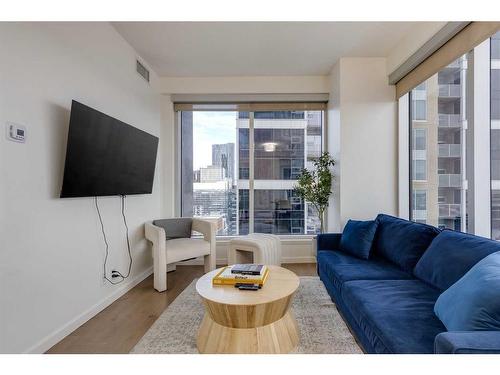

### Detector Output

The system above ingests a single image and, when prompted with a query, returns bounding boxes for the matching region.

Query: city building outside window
[412,160,427,181]
[409,55,468,232]
[412,82,427,121]
[491,31,500,239]
[180,108,324,236]
[412,190,427,223]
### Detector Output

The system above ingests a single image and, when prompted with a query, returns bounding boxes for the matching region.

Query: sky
[192,111,237,170]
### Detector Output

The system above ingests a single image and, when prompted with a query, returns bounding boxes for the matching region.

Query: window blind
[172,93,328,111]
[396,22,500,98]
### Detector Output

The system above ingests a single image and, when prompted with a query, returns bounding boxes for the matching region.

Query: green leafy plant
[294,152,335,233]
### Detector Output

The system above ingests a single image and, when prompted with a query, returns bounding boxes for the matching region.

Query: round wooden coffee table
[196,265,300,354]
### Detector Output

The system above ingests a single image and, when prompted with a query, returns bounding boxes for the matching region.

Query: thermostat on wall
[6,122,26,143]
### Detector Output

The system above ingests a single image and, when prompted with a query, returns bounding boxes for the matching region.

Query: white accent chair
[145,218,216,292]
[228,233,282,266]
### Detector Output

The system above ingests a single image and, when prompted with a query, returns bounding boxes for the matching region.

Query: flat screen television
[60,100,159,198]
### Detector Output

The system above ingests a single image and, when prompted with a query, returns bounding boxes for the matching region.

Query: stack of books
[212,264,269,290]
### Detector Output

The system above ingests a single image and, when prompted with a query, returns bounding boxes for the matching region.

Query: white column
[398,94,410,219]
[461,55,469,233]
[472,39,491,237]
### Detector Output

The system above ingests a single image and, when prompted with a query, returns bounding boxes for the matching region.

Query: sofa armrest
[316,233,342,252]
[435,331,500,354]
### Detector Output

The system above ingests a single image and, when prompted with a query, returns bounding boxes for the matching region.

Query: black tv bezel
[60,100,159,198]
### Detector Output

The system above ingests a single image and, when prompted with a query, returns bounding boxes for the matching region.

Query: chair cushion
[317,250,413,293]
[165,238,210,264]
[153,218,192,240]
[373,214,440,273]
[341,279,445,353]
[434,251,500,331]
[340,220,378,259]
[414,230,500,291]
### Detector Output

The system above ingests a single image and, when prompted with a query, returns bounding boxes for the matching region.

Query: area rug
[131,276,363,354]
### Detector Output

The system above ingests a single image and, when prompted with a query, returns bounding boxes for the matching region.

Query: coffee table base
[197,311,299,354]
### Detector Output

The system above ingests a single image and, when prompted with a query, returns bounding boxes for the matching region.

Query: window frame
[175,106,327,238]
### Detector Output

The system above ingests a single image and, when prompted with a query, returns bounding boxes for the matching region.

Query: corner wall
[327,57,398,230]
[0,22,162,353]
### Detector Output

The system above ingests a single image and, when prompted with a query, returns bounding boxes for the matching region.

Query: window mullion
[249,111,255,234]
[470,39,491,236]
[399,93,410,220]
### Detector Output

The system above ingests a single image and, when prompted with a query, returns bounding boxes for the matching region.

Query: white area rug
[131,276,363,354]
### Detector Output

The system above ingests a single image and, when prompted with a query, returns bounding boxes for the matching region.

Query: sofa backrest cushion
[434,251,500,331]
[340,219,378,259]
[414,229,500,291]
[373,214,441,273]
[153,218,193,240]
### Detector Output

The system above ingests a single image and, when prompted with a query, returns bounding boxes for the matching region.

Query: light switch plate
[6,122,26,143]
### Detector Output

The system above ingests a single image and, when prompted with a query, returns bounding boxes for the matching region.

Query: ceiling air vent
[136,60,150,83]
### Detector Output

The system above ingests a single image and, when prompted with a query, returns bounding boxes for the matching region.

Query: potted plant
[294,151,335,234]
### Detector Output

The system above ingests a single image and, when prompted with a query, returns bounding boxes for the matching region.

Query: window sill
[215,235,316,243]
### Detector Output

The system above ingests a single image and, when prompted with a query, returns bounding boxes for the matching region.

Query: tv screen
[60,100,159,198]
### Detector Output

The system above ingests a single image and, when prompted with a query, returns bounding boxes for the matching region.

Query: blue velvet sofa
[317,214,500,354]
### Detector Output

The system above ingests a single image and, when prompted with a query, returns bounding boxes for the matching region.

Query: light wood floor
[47,263,317,354]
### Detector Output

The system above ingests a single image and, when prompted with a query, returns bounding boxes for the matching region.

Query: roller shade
[396,22,500,98]
[172,93,328,111]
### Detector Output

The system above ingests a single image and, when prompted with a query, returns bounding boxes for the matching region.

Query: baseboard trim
[25,266,153,354]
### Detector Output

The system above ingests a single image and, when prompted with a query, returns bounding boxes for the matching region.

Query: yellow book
[212,266,270,286]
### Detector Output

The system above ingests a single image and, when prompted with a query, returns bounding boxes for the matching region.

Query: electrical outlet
[111,270,121,278]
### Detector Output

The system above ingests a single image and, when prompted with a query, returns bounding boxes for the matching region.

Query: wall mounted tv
[60,100,159,198]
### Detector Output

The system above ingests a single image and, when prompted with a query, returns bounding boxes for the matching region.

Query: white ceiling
[112,22,438,77]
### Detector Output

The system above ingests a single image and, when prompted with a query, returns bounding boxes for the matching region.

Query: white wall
[327,58,398,230]
[159,76,329,94]
[0,23,162,353]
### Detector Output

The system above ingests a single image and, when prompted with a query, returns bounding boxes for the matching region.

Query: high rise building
[411,56,467,231]
[212,143,235,183]
[199,165,225,183]
[490,32,500,239]
[193,180,237,236]
[236,110,322,235]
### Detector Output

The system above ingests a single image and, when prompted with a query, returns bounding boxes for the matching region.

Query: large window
[409,55,468,231]
[180,107,324,236]
[407,32,500,237]
[401,25,500,239]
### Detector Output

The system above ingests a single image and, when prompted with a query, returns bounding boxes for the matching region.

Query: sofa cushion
[414,230,500,291]
[340,219,378,259]
[165,238,210,264]
[341,279,445,353]
[373,214,440,273]
[153,218,192,240]
[317,250,413,293]
[434,251,500,331]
